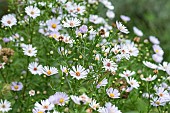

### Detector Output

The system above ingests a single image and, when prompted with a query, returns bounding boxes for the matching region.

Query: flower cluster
[0,0,170,113]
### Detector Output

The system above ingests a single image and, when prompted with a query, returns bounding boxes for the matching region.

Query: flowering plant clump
[0,0,170,113]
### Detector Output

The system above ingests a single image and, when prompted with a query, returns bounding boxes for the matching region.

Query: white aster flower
[96,78,108,88]
[0,62,5,69]
[152,54,163,63]
[46,18,61,31]
[102,58,118,72]
[98,102,122,113]
[119,70,135,78]
[32,108,45,113]
[126,77,139,89]
[133,26,143,37]
[49,92,69,106]
[22,44,37,57]
[149,36,160,45]
[152,45,164,56]
[116,21,129,34]
[70,95,81,105]
[63,18,81,28]
[34,99,54,111]
[0,100,12,112]
[28,62,43,75]
[79,93,92,104]
[106,88,120,99]
[1,14,17,28]
[143,61,158,69]
[106,10,115,19]
[141,75,157,81]
[25,6,40,19]
[120,15,131,22]
[69,65,89,80]
[42,66,58,76]
[89,99,100,110]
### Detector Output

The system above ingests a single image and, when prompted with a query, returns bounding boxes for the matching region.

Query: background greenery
[0,0,170,60]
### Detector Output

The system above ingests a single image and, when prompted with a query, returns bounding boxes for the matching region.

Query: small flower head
[11,82,23,91]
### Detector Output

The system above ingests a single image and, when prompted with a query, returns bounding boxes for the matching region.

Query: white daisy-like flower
[63,18,81,28]
[69,65,89,80]
[42,66,58,76]
[79,93,92,104]
[149,36,160,45]
[1,14,17,28]
[29,89,35,96]
[141,75,157,81]
[120,15,131,22]
[11,82,23,91]
[155,87,170,101]
[49,92,69,106]
[96,78,108,88]
[0,62,5,69]
[133,26,143,37]
[152,54,163,63]
[70,95,81,105]
[150,97,166,107]
[32,108,45,113]
[46,18,61,31]
[106,10,115,19]
[89,99,100,110]
[22,44,37,57]
[98,102,122,113]
[102,58,118,72]
[0,100,12,112]
[158,61,168,71]
[143,61,158,69]
[152,45,164,56]
[34,99,54,111]
[116,21,129,34]
[119,70,135,78]
[165,63,170,75]
[106,88,120,99]
[89,15,104,24]
[28,62,43,75]
[25,6,40,19]
[126,77,139,89]
[75,4,86,15]
[60,65,69,75]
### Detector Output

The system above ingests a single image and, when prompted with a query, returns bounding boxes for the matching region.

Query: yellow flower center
[155,49,159,53]
[64,69,68,73]
[109,93,115,97]
[47,70,52,75]
[31,11,35,15]
[76,71,80,76]
[156,101,160,105]
[52,24,57,29]
[59,98,64,103]
[14,85,19,89]
[38,111,44,113]
[77,7,81,11]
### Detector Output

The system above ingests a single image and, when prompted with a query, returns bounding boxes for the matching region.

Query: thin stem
[66,76,73,93]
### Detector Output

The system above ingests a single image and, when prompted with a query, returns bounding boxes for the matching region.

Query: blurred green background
[0,0,170,60]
